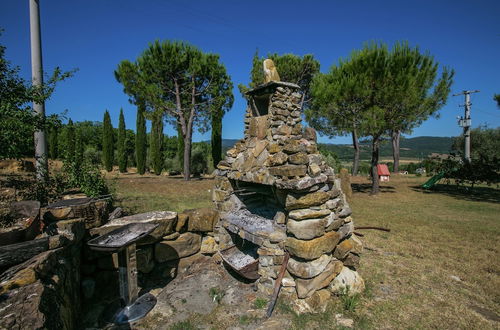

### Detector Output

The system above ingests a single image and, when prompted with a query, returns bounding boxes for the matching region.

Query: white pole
[29,0,48,181]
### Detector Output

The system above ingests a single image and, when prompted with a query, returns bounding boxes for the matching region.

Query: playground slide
[422,172,445,189]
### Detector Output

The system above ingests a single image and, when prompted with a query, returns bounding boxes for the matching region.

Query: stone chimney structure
[212,77,364,309]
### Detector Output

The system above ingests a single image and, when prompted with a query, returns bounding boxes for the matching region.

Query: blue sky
[1,0,499,144]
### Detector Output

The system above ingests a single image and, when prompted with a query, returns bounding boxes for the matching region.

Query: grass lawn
[110,172,500,329]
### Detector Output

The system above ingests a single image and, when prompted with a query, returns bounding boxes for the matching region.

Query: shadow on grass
[412,184,500,204]
[351,183,396,194]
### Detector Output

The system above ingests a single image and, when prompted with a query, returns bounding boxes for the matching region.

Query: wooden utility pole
[29,0,48,181]
[453,90,479,162]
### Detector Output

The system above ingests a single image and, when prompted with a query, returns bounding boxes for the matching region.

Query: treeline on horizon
[40,113,215,176]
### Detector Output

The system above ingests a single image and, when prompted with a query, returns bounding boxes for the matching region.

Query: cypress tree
[48,127,58,159]
[150,112,163,175]
[136,104,147,174]
[118,108,127,172]
[211,107,222,167]
[75,128,84,169]
[66,119,75,163]
[102,110,114,172]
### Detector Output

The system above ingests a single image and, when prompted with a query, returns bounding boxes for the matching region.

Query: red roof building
[377,164,390,182]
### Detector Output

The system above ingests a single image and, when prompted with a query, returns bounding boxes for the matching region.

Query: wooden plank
[0,237,49,268]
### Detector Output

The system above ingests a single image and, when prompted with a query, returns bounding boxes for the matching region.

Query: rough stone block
[288,152,309,165]
[286,191,331,210]
[155,232,202,262]
[200,236,218,255]
[268,151,288,166]
[289,208,330,220]
[333,235,363,260]
[287,218,326,240]
[269,164,307,177]
[186,208,219,232]
[329,266,365,295]
[287,254,332,279]
[137,246,155,273]
[285,231,340,260]
[295,260,343,298]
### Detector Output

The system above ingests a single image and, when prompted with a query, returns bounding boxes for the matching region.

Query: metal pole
[464,93,471,162]
[453,90,479,163]
[29,0,48,181]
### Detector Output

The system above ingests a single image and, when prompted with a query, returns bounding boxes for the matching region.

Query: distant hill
[220,136,455,161]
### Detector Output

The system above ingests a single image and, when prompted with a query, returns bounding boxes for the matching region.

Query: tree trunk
[183,122,193,181]
[391,130,401,173]
[371,135,381,195]
[352,129,360,176]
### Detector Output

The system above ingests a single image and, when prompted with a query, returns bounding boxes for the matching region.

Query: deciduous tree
[115,40,233,180]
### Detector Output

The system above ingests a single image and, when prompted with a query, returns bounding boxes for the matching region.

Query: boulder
[287,254,332,279]
[90,211,177,245]
[155,232,202,262]
[295,260,343,298]
[285,191,331,210]
[186,208,219,232]
[289,208,330,220]
[287,218,326,240]
[285,231,340,260]
[329,266,365,295]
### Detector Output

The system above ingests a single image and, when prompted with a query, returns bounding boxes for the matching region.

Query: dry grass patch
[351,175,500,329]
[109,173,214,214]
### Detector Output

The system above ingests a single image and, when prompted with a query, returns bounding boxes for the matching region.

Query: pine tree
[150,112,163,175]
[136,104,147,175]
[118,108,127,172]
[116,40,233,180]
[177,124,184,169]
[102,110,114,172]
[66,119,75,163]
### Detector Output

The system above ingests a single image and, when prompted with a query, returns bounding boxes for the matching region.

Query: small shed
[377,164,391,182]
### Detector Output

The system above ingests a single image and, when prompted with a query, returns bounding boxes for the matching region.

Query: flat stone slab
[89,211,177,245]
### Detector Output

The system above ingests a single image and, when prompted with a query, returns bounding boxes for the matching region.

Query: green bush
[64,159,109,197]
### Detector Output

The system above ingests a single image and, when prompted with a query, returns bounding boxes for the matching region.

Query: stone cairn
[212,79,364,311]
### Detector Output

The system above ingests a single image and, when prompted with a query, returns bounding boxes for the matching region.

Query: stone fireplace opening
[250,92,271,116]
